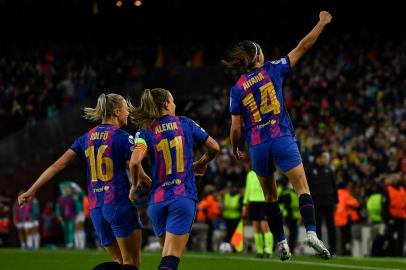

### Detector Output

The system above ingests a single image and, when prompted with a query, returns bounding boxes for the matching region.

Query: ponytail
[221,40,260,74]
[83,93,125,122]
[131,88,171,129]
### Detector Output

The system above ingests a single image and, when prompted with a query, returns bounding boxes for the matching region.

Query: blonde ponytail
[83,93,125,122]
[131,88,171,129]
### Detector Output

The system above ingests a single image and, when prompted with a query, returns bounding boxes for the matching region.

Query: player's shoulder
[75,130,90,143]
[113,128,134,144]
[178,115,191,123]
[114,128,131,137]
[178,116,201,127]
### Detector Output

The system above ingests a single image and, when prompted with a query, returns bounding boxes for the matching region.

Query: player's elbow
[206,137,220,154]
[212,140,220,154]
[129,157,142,169]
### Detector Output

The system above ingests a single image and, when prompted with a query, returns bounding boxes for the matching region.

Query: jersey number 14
[243,81,281,123]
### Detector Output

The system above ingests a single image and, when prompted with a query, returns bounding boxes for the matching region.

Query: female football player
[19,93,144,270]
[224,11,332,260]
[129,88,220,270]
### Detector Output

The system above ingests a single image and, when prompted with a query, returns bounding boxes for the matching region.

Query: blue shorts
[249,136,302,177]
[148,197,197,237]
[90,204,143,247]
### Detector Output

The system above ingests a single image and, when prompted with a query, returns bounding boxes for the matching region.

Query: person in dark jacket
[307,150,338,255]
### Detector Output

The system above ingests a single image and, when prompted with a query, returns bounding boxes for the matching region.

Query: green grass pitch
[0,249,405,270]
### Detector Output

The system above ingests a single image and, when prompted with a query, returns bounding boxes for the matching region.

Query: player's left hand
[193,160,208,176]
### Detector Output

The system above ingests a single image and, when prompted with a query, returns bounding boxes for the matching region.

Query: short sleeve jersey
[229,56,295,146]
[70,124,134,209]
[135,115,208,204]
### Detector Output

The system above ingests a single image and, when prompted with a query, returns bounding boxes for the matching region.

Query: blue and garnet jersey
[229,56,295,146]
[135,115,209,204]
[70,124,134,209]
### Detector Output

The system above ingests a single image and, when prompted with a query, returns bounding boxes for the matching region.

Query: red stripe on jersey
[154,188,165,203]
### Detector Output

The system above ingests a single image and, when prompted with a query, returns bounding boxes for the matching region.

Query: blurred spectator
[383,174,405,257]
[29,197,40,249]
[334,181,360,255]
[278,177,299,254]
[243,169,274,258]
[41,201,59,248]
[306,150,338,255]
[221,185,243,248]
[13,190,33,248]
[0,191,12,246]
[55,184,76,248]
[197,184,220,251]
[366,182,386,256]
[71,182,86,249]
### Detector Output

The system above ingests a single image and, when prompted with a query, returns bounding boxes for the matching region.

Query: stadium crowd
[1,32,405,256]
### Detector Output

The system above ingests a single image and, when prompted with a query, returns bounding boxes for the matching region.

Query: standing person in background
[56,185,76,248]
[0,192,12,247]
[383,175,406,257]
[41,201,59,248]
[222,184,243,250]
[278,177,299,254]
[129,88,220,270]
[366,182,385,256]
[307,150,338,255]
[29,196,40,249]
[334,181,360,256]
[13,191,30,248]
[243,169,274,258]
[18,93,144,270]
[225,11,333,260]
[70,182,87,249]
[197,184,221,252]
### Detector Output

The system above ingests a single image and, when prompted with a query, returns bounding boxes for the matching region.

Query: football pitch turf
[0,249,405,270]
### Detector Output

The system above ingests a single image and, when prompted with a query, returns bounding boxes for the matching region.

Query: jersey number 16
[85,145,114,182]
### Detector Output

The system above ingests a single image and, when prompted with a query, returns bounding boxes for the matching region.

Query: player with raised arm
[18,93,143,270]
[129,88,220,270]
[224,11,333,260]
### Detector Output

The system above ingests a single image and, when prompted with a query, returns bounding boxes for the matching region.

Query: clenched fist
[319,11,332,25]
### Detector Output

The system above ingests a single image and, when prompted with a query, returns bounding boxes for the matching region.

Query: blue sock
[158,256,180,270]
[299,193,316,232]
[265,202,286,242]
